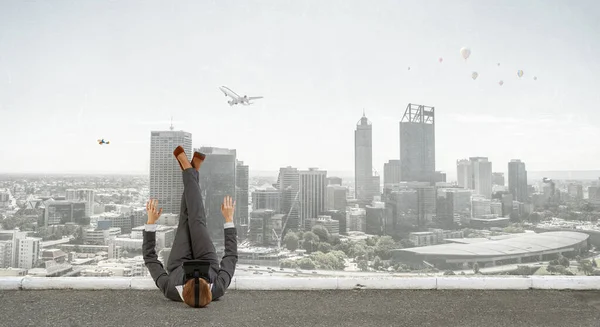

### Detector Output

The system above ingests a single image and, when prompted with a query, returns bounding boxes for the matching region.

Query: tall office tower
[66,189,95,217]
[0,241,12,268]
[276,166,300,232]
[326,184,348,211]
[44,200,86,226]
[400,103,435,183]
[567,184,584,201]
[365,202,385,235]
[383,160,401,187]
[196,147,237,241]
[11,231,41,269]
[471,157,493,199]
[149,129,192,215]
[492,172,505,186]
[436,190,455,230]
[355,112,374,201]
[456,159,471,188]
[252,186,281,212]
[508,160,528,202]
[327,177,342,186]
[298,168,327,229]
[434,171,447,183]
[235,161,249,226]
[322,210,347,235]
[369,174,381,199]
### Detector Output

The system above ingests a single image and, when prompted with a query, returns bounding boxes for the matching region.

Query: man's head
[182,278,212,308]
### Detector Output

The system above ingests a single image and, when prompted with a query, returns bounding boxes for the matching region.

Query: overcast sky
[1,0,599,177]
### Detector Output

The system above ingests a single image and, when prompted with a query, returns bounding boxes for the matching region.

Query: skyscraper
[326,184,347,211]
[327,177,343,186]
[355,112,374,201]
[299,168,327,229]
[276,166,300,232]
[196,146,236,241]
[492,172,506,186]
[383,160,401,188]
[508,160,528,202]
[471,157,493,199]
[235,161,249,226]
[252,186,281,212]
[149,129,192,215]
[456,159,471,188]
[66,189,95,217]
[400,103,435,183]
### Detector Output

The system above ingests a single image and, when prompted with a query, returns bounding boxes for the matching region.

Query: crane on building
[272,189,300,250]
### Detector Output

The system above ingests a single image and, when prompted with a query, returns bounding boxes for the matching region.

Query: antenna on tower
[169,116,174,131]
[362,108,366,117]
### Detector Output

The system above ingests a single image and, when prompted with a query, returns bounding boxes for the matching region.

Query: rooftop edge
[1,276,600,291]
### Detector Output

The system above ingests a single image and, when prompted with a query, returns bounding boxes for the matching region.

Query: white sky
[1,0,599,176]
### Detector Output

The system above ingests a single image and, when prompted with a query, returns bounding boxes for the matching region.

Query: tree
[309,251,346,270]
[302,231,320,243]
[528,212,542,223]
[554,265,569,275]
[399,239,415,248]
[546,265,557,275]
[283,233,299,252]
[328,235,342,246]
[444,270,456,276]
[297,258,316,270]
[357,260,369,272]
[302,232,320,253]
[333,241,354,257]
[365,236,379,247]
[372,256,383,270]
[558,255,570,267]
[473,263,480,274]
[579,260,594,276]
[375,236,396,260]
[311,225,330,242]
[317,242,332,253]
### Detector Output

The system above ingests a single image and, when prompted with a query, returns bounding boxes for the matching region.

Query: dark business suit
[143,167,238,302]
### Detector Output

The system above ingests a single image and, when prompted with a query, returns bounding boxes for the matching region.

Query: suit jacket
[142,227,238,302]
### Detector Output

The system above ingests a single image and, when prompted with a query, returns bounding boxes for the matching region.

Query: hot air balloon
[497,63,500,67]
[471,72,479,80]
[499,80,504,86]
[408,66,411,70]
[517,70,524,78]
[439,57,443,63]
[533,76,538,81]
[460,47,471,60]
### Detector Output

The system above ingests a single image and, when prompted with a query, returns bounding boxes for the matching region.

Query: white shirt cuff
[224,222,235,229]
[145,224,157,232]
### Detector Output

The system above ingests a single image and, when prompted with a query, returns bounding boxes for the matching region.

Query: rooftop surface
[2,289,599,327]
[398,231,589,256]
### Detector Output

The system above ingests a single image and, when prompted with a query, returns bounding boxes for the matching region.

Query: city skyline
[1,1,599,174]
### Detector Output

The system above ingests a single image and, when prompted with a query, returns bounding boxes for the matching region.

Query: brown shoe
[173,146,186,170]
[191,152,206,171]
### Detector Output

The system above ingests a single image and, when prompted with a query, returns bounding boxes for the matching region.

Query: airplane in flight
[219,86,263,106]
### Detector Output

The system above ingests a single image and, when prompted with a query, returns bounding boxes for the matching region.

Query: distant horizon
[1,169,600,182]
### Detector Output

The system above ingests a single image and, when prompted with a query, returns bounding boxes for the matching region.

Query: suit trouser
[167,168,218,273]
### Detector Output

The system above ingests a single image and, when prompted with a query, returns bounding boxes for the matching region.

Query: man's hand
[220,196,235,223]
[146,199,163,224]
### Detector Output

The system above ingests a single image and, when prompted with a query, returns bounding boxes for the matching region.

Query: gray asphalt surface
[1,290,600,327]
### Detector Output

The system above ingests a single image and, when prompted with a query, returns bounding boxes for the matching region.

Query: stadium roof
[396,232,588,257]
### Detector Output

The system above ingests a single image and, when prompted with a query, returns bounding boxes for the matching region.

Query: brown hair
[182,278,212,308]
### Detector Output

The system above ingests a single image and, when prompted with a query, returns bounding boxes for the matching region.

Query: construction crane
[273,189,300,250]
